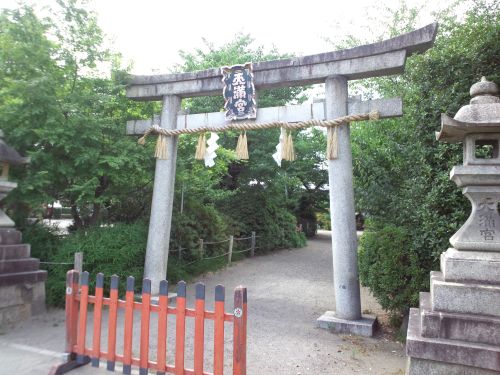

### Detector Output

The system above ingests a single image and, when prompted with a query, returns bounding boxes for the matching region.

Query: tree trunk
[87,175,109,226]
[70,204,83,230]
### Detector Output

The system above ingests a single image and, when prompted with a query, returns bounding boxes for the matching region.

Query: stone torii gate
[126,23,437,336]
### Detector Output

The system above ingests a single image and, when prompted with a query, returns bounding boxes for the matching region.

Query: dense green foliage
[43,222,147,306]
[354,1,500,318]
[0,1,157,228]
[171,36,315,249]
[0,2,310,306]
[359,225,423,314]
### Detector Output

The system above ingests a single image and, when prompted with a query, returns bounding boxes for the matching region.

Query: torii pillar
[322,75,362,321]
[125,23,438,336]
[143,95,180,296]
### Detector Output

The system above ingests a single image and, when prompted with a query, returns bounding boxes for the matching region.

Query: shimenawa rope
[138,111,379,161]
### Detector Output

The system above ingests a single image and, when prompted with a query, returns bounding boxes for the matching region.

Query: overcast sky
[1,0,463,75]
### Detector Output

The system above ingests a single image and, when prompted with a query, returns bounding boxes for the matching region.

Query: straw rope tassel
[288,132,295,161]
[154,134,168,159]
[235,132,243,157]
[282,130,295,161]
[236,132,249,160]
[327,125,339,160]
[243,132,249,159]
[195,133,207,160]
[369,110,380,120]
[281,128,288,160]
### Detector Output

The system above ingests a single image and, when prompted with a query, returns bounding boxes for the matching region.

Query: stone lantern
[406,77,500,374]
[0,130,29,227]
[0,131,46,326]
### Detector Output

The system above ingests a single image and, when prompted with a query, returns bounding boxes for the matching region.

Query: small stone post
[228,235,234,264]
[406,78,500,374]
[74,252,83,274]
[74,252,83,285]
[198,239,204,260]
[144,95,181,295]
[250,231,256,257]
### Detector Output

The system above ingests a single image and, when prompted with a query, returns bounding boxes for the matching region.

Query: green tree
[0,1,156,228]
[353,0,500,318]
[172,35,313,246]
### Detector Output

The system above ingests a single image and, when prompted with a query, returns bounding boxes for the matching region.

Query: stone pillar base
[0,281,46,326]
[407,357,500,375]
[317,311,376,337]
[0,228,46,327]
[406,307,500,373]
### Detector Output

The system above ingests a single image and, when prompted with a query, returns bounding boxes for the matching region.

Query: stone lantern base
[0,228,47,326]
[406,248,500,374]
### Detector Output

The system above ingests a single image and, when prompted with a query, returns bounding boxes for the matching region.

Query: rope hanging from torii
[137,111,380,163]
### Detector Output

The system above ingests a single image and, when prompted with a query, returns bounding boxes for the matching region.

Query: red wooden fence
[50,270,247,375]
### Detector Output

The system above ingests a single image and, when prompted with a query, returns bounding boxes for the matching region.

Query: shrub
[220,187,306,252]
[316,212,331,230]
[358,224,425,318]
[170,201,230,262]
[21,221,61,261]
[44,221,148,306]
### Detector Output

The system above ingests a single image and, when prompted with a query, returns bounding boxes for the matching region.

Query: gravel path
[0,230,406,374]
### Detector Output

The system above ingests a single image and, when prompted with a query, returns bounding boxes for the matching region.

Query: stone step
[0,244,30,260]
[407,357,500,375]
[0,270,47,286]
[419,292,500,346]
[431,271,500,318]
[441,248,500,285]
[0,228,22,245]
[407,308,500,373]
[0,258,40,274]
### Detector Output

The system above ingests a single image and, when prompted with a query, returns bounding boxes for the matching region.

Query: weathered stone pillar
[144,95,180,295]
[317,76,375,336]
[325,76,361,319]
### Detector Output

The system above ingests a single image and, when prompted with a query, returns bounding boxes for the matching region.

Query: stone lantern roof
[0,130,30,165]
[435,77,500,143]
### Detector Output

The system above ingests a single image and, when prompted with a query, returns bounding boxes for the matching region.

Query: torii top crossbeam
[126,23,437,100]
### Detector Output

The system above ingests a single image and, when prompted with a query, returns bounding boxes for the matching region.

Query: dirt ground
[0,230,406,374]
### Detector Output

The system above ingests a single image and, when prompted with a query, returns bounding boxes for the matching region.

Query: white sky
[0,0,463,75]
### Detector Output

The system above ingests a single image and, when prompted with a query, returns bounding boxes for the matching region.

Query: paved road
[0,231,406,374]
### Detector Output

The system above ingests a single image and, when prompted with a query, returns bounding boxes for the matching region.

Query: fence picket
[91,273,104,367]
[140,279,152,375]
[123,276,135,375]
[76,271,89,364]
[242,288,248,369]
[175,281,186,375]
[233,286,247,375]
[194,283,205,375]
[214,285,225,375]
[157,280,169,375]
[107,275,119,371]
[65,270,79,354]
